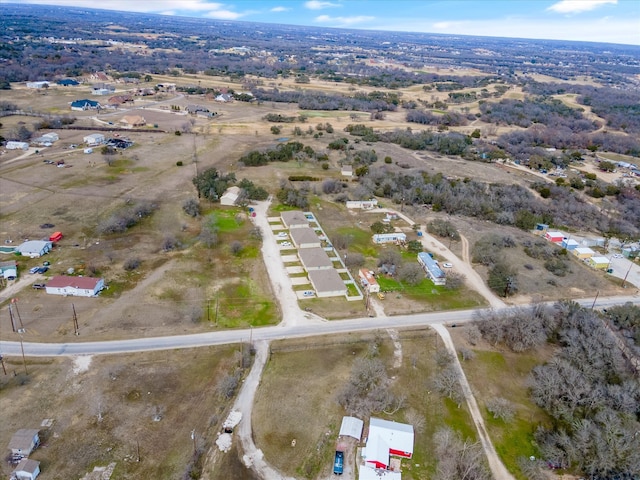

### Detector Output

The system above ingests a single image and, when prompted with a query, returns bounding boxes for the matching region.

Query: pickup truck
[333,451,344,475]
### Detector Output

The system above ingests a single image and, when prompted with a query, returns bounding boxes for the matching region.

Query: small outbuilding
[0,260,18,280]
[339,416,364,440]
[16,241,52,258]
[11,458,40,480]
[561,238,579,250]
[573,247,595,259]
[359,269,380,293]
[589,256,610,270]
[45,275,105,297]
[545,231,565,243]
[8,429,40,457]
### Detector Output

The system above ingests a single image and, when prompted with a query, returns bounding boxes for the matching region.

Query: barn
[45,275,105,297]
[363,418,414,469]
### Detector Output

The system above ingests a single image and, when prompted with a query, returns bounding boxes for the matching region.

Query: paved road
[2,295,637,357]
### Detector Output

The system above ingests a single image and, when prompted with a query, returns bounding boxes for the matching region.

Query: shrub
[176,160,183,166]
[124,257,141,271]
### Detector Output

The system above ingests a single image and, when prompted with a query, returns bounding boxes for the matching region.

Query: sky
[6,0,640,45]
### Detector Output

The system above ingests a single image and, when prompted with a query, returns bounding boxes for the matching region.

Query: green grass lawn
[214,280,277,328]
[377,275,483,310]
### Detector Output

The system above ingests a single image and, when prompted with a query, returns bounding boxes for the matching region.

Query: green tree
[599,160,615,172]
[407,240,423,254]
[193,167,236,201]
[488,262,518,297]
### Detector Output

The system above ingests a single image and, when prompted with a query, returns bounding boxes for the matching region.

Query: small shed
[8,429,40,457]
[12,458,40,480]
[1,260,18,280]
[573,247,595,259]
[561,238,579,250]
[339,416,364,440]
[589,256,610,270]
[545,231,565,243]
[341,165,353,177]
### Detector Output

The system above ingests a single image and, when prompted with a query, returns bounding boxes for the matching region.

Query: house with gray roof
[308,269,347,297]
[298,247,333,271]
[281,210,309,229]
[290,227,321,249]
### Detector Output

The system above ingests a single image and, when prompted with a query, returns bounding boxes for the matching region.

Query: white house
[16,241,52,258]
[6,141,30,150]
[41,132,59,142]
[45,275,105,297]
[26,81,49,89]
[359,269,380,293]
[373,233,406,244]
[417,252,446,286]
[341,165,354,177]
[346,199,378,209]
[220,186,240,206]
[83,133,105,146]
[8,429,40,457]
[363,418,414,470]
[11,458,40,480]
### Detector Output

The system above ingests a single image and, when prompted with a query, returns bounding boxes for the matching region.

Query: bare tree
[433,365,463,406]
[434,427,490,480]
[486,397,515,422]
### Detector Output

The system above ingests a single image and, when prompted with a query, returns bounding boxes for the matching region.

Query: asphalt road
[2,295,638,357]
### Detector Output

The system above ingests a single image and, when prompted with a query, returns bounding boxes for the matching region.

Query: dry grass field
[253,329,479,480]
[0,345,244,480]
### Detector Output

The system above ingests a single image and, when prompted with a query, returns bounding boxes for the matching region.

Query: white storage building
[45,275,105,297]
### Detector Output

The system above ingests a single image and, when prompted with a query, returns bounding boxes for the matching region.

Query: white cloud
[203,9,244,20]
[547,0,617,14]
[305,1,341,10]
[315,14,374,26]
[15,0,231,13]
[270,6,290,12]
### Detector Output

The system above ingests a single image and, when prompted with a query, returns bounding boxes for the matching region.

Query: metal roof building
[417,252,446,286]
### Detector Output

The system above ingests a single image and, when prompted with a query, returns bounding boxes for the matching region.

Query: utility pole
[136,440,140,462]
[591,290,600,310]
[72,304,79,335]
[12,298,24,331]
[8,304,16,332]
[207,299,210,323]
[621,261,633,289]
[0,354,7,375]
[191,429,196,455]
[215,295,219,325]
[18,331,28,375]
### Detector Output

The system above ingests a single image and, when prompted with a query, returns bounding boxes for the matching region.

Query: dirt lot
[0,345,243,480]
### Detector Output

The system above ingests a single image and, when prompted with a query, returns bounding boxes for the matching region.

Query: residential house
[215,93,233,102]
[220,186,240,206]
[16,241,52,258]
[622,246,639,259]
[290,227,321,249]
[346,199,378,209]
[363,417,414,470]
[341,165,354,177]
[280,210,309,229]
[307,269,347,297]
[31,132,59,147]
[6,141,30,150]
[45,275,105,297]
[11,458,40,480]
[573,247,595,260]
[186,104,210,115]
[417,252,446,286]
[7,429,40,457]
[120,115,146,127]
[91,86,114,96]
[298,247,333,271]
[107,94,133,107]
[358,269,380,293]
[83,133,105,146]
[588,256,610,270]
[41,132,59,142]
[544,231,565,243]
[70,99,101,111]
[0,260,18,280]
[89,72,111,82]
[372,233,407,244]
[26,81,49,89]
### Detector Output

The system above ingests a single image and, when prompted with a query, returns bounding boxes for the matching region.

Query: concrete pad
[286,266,305,274]
[290,277,310,285]
[281,255,299,262]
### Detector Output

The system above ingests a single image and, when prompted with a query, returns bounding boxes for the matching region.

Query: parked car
[281,242,292,247]
[377,292,385,300]
[303,290,315,297]
[277,232,288,238]
[333,451,344,475]
[32,283,46,290]
[613,254,623,258]
[36,266,49,274]
[29,267,40,274]
[442,263,453,268]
